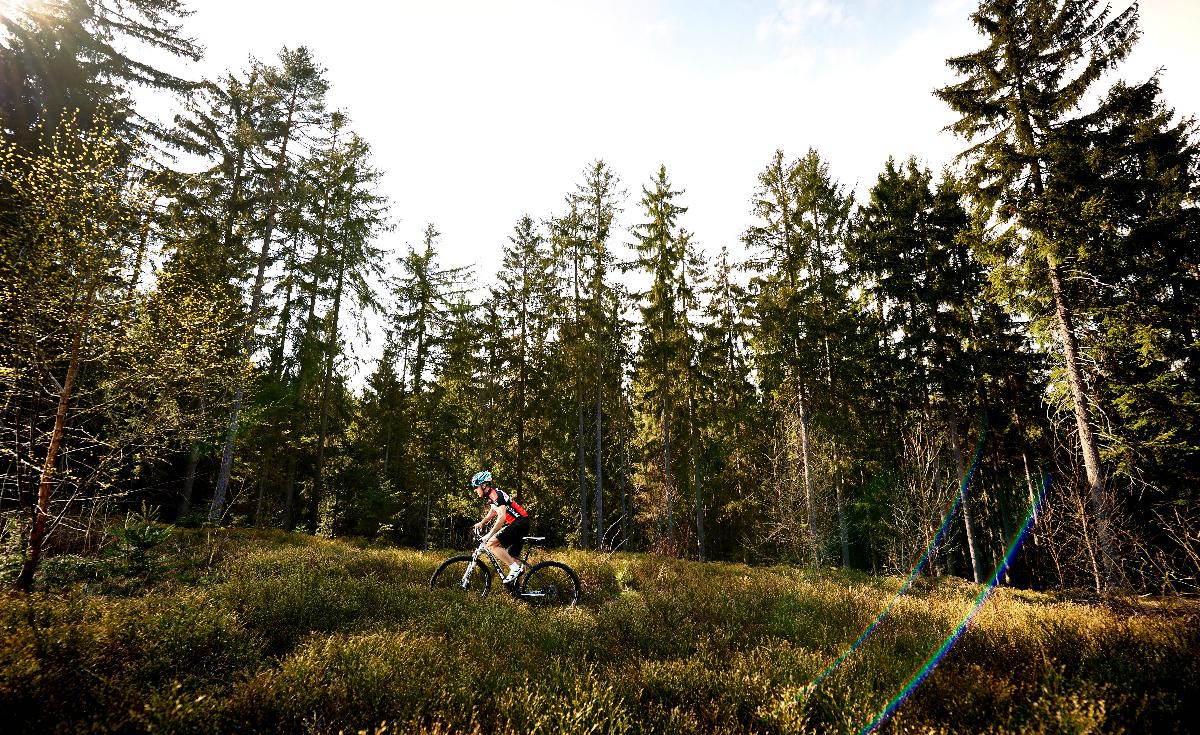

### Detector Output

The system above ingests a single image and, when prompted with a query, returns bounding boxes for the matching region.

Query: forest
[2,0,1198,597]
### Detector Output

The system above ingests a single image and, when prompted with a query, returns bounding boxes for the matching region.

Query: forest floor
[2,527,1197,734]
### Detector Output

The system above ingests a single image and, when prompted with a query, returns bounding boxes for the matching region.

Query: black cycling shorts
[496,515,530,559]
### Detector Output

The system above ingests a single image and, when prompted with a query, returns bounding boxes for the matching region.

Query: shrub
[1,530,1196,734]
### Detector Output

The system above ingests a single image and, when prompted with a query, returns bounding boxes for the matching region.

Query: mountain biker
[470,470,530,584]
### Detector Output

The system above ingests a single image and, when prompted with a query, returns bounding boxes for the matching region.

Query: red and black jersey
[484,486,528,524]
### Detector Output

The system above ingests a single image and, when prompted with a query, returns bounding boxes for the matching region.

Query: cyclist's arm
[483,510,506,541]
[476,506,497,531]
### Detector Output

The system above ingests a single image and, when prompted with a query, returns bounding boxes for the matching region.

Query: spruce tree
[936,0,1140,587]
[308,129,389,531]
[389,224,471,548]
[0,0,201,149]
[850,158,990,580]
[492,215,562,511]
[745,149,853,565]
[210,49,331,521]
[695,246,762,560]
[568,160,624,548]
[1042,79,1200,586]
[629,165,693,553]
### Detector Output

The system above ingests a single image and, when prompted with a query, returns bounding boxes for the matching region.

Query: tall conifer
[936,0,1140,587]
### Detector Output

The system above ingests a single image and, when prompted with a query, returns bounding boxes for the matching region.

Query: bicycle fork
[460,549,483,589]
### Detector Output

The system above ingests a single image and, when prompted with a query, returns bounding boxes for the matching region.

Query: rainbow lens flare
[853,472,1051,734]
[801,418,990,694]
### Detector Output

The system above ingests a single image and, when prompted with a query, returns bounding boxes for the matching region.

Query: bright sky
[154,0,1198,284]
[101,0,1195,381]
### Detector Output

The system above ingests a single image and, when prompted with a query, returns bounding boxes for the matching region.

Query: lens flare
[0,0,38,17]
[800,417,990,695]
[854,473,1051,734]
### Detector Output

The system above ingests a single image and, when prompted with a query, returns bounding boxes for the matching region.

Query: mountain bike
[429,531,581,606]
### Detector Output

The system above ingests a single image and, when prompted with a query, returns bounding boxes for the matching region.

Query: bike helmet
[471,470,493,488]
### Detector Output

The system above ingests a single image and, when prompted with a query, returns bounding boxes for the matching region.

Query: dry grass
[1,529,1196,734]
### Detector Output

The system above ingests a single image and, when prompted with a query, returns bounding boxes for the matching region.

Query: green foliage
[1,0,1195,620]
[2,530,1196,734]
[0,0,202,150]
[628,164,708,554]
[936,0,1199,589]
[111,504,174,575]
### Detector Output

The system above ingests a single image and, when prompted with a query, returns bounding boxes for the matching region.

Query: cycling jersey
[484,486,528,524]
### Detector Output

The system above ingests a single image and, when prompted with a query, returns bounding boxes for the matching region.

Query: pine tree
[694,246,763,560]
[1040,79,1200,586]
[745,149,853,565]
[629,165,694,553]
[492,215,563,511]
[164,66,277,522]
[936,0,1140,588]
[850,159,992,580]
[309,129,389,531]
[427,296,484,547]
[389,224,471,548]
[568,161,624,548]
[210,49,331,521]
[0,0,201,149]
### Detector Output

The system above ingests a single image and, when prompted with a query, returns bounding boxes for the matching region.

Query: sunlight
[0,0,45,21]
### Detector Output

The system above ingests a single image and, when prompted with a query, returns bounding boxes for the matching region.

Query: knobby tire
[519,560,581,607]
[430,555,492,598]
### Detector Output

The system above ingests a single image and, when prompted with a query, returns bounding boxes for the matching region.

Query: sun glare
[0,0,44,22]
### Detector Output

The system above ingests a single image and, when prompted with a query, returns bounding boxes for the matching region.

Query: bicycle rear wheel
[519,560,581,607]
[430,555,492,598]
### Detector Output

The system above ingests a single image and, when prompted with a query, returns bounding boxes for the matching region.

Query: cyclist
[470,470,530,584]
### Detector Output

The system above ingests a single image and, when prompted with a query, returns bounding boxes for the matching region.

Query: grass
[1,528,1196,734]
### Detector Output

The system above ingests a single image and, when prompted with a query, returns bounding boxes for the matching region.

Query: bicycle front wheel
[430,555,492,598]
[519,560,581,607]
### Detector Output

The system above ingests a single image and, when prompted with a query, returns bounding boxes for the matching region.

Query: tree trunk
[949,412,983,583]
[836,460,849,568]
[282,452,299,531]
[797,384,819,566]
[594,361,604,550]
[14,285,94,592]
[211,85,300,521]
[1021,452,1040,546]
[312,250,346,532]
[125,213,152,306]
[618,388,632,551]
[516,293,527,500]
[178,395,206,519]
[1047,257,1120,587]
[663,395,674,549]
[206,133,251,523]
[210,211,278,521]
[574,248,589,549]
[996,486,1012,584]
[423,481,432,551]
[269,240,298,381]
[253,453,269,528]
[279,185,334,532]
[691,394,705,561]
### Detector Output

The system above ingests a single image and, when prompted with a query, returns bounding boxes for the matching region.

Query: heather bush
[1,529,1195,734]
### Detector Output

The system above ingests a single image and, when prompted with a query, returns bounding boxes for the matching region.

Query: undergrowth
[1,528,1196,734]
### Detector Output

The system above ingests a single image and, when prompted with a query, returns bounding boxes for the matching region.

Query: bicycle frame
[432,533,581,606]
[459,533,537,591]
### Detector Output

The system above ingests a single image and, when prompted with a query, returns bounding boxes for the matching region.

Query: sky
[90,0,1196,379]
[147,0,1199,285]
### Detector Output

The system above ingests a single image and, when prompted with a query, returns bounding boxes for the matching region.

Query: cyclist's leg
[502,516,529,560]
[487,531,517,568]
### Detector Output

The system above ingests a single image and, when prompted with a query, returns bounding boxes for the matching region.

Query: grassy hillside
[2,528,1196,734]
